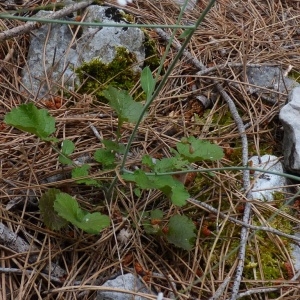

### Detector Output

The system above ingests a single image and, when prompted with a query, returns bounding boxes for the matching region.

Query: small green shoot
[102,139,126,154]
[140,66,155,101]
[72,164,101,187]
[103,86,145,132]
[123,169,189,206]
[94,149,116,169]
[54,192,110,234]
[94,139,126,169]
[59,139,75,165]
[4,103,57,141]
[39,188,68,230]
[177,136,224,162]
[123,137,224,208]
[143,209,164,235]
[140,210,196,250]
[142,155,189,173]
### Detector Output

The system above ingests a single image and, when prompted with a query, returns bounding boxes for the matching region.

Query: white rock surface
[291,233,300,273]
[249,155,287,201]
[22,6,145,99]
[279,86,300,174]
[96,273,153,300]
[172,0,197,10]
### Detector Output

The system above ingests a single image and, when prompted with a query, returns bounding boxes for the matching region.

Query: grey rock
[22,10,77,98]
[279,87,300,174]
[291,233,300,272]
[96,273,153,300]
[248,155,287,201]
[247,66,299,100]
[79,6,145,68]
[171,0,197,10]
[21,6,145,99]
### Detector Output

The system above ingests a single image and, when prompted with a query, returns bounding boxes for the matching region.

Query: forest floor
[1,0,300,299]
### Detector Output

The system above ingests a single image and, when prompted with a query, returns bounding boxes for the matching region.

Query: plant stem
[107,0,217,196]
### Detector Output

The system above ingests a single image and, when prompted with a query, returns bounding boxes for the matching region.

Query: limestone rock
[171,0,197,11]
[21,6,145,99]
[247,66,299,100]
[96,273,153,300]
[248,155,287,201]
[291,233,300,273]
[279,87,300,174]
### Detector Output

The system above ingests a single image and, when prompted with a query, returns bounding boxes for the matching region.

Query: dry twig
[0,0,94,42]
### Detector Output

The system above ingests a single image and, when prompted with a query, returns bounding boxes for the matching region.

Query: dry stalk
[0,0,94,42]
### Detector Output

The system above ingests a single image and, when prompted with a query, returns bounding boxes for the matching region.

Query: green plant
[123,136,223,207]
[5,0,220,250]
[4,103,109,234]
[4,65,224,248]
[141,209,196,250]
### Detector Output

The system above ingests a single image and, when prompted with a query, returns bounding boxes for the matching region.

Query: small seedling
[141,209,196,250]
[59,139,75,165]
[54,192,110,234]
[39,188,110,234]
[4,103,108,233]
[123,137,224,207]
[102,86,146,137]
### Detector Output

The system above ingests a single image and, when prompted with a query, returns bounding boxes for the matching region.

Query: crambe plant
[3,0,220,251]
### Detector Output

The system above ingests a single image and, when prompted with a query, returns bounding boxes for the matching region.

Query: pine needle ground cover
[1,0,300,299]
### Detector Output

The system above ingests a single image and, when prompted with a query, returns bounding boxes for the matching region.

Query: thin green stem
[153,1,188,83]
[0,14,196,29]
[106,0,217,196]
[120,0,217,167]
[122,166,300,182]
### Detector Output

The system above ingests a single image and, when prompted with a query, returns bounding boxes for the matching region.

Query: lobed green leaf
[54,193,110,234]
[72,165,101,187]
[94,149,116,169]
[140,66,155,100]
[176,136,224,162]
[123,170,189,206]
[103,86,145,125]
[59,139,75,165]
[166,215,196,250]
[4,103,56,141]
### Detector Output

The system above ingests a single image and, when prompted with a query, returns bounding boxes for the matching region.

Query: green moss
[75,47,141,102]
[288,70,300,83]
[192,192,293,284]
[120,10,135,23]
[272,191,285,201]
[143,31,161,71]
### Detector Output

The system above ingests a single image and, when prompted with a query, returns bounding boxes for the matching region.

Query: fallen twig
[209,275,231,300]
[0,0,94,42]
[188,198,300,243]
[0,222,66,278]
[0,267,64,284]
[155,28,252,299]
[235,268,300,299]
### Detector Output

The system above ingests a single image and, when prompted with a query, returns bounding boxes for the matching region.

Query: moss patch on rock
[75,47,141,102]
